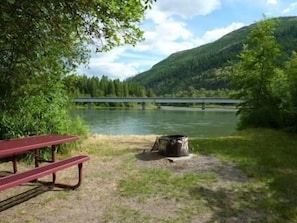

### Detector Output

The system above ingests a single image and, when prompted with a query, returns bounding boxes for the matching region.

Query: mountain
[128,16,297,95]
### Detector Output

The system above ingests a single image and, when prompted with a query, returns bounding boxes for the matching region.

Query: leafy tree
[63,74,82,97]
[228,17,282,129]
[0,0,156,139]
[285,52,297,108]
[280,52,297,131]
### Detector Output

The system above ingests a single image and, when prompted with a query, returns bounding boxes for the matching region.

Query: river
[72,107,238,138]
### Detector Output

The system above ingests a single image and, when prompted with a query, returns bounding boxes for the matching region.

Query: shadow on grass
[0,184,51,212]
[135,151,164,161]
[0,171,14,177]
[189,186,265,223]
[191,128,297,222]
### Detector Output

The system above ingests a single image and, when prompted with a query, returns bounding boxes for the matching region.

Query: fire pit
[152,135,189,157]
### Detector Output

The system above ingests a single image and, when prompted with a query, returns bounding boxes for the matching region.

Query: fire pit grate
[151,135,190,157]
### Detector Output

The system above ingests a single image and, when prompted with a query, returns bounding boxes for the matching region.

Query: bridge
[72,97,243,109]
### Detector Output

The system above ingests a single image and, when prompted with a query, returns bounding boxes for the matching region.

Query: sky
[77,0,297,80]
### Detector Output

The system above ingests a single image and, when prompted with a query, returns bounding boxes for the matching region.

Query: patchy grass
[2,130,296,222]
[119,168,217,198]
[73,130,297,222]
[191,128,297,222]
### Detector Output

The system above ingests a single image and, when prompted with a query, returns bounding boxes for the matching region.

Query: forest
[63,74,153,98]
[63,74,233,99]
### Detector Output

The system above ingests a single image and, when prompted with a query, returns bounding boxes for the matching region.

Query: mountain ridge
[128,16,297,95]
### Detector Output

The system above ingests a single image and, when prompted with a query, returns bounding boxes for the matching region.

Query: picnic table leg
[54,163,84,190]
[12,155,17,173]
[77,163,83,188]
[51,145,57,184]
[34,149,40,168]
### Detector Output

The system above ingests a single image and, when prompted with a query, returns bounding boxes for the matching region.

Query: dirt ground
[0,135,251,223]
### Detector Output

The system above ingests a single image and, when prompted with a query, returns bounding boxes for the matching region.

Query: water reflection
[72,108,238,138]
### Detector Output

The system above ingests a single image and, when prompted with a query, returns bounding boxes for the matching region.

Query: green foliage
[228,17,283,129]
[236,106,282,129]
[279,52,297,131]
[129,16,297,96]
[285,52,297,106]
[227,17,297,131]
[175,88,234,98]
[0,0,155,139]
[0,81,89,139]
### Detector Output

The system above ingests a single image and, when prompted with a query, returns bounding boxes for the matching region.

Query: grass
[119,169,217,199]
[3,129,296,222]
[191,128,297,222]
[79,129,297,222]
[103,129,297,222]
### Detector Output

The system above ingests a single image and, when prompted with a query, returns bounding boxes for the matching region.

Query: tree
[228,17,282,128]
[0,0,156,139]
[63,74,82,97]
[285,52,297,108]
[107,81,116,96]
[280,52,297,131]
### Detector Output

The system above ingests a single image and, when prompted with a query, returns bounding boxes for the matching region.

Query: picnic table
[0,135,90,191]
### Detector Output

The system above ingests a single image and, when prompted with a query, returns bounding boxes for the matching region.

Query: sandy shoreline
[82,134,158,149]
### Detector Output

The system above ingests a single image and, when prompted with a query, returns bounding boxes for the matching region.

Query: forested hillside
[128,16,297,95]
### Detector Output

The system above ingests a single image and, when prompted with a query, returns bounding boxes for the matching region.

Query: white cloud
[195,22,245,45]
[145,7,168,24]
[137,1,226,55]
[78,46,162,80]
[267,0,277,5]
[78,47,138,79]
[134,18,194,55]
[79,60,139,80]
[154,0,221,18]
[282,2,297,14]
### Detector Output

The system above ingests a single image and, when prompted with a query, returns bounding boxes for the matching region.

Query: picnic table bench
[0,135,90,191]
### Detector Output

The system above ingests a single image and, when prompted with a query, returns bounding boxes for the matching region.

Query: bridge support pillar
[201,103,205,110]
[141,102,145,110]
[88,103,92,110]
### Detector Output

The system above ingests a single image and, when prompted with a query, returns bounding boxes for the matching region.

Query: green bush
[237,106,282,130]
[0,83,89,160]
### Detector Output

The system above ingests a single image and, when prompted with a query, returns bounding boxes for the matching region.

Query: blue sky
[77,0,297,80]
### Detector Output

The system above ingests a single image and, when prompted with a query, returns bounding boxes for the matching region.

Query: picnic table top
[0,135,79,158]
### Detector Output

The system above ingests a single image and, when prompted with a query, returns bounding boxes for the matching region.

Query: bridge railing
[72,97,243,104]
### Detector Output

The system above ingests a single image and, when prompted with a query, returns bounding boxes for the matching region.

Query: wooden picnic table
[0,134,89,191]
[0,134,79,173]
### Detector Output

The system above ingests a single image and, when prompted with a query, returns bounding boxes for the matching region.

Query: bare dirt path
[0,135,253,223]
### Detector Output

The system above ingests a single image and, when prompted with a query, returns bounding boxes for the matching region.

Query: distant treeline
[63,74,155,98]
[63,74,233,101]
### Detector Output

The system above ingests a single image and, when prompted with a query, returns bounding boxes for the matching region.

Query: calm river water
[72,107,238,138]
